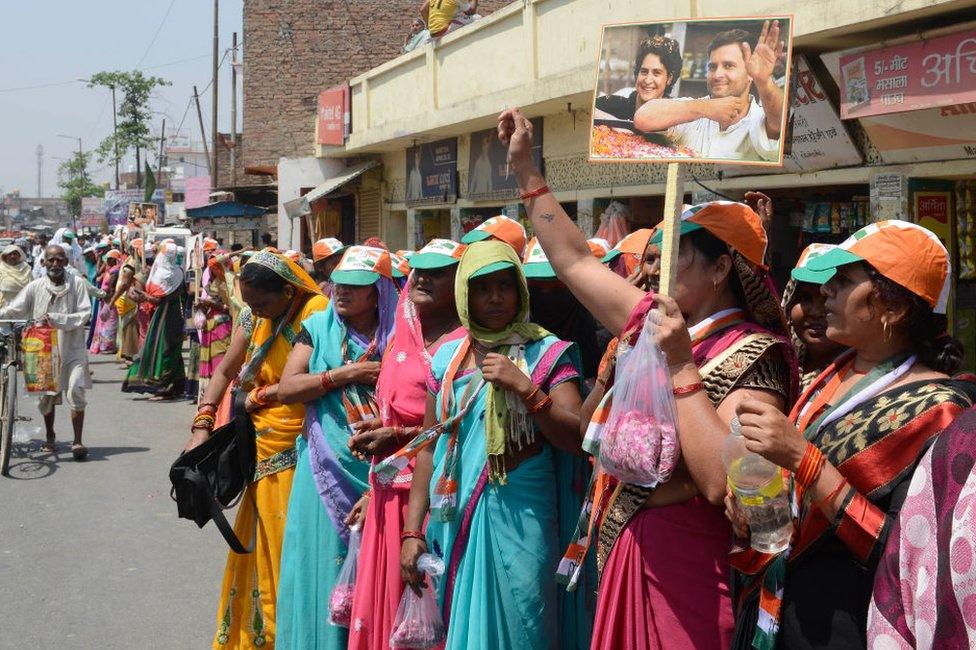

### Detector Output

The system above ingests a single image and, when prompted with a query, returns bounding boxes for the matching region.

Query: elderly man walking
[0,245,93,460]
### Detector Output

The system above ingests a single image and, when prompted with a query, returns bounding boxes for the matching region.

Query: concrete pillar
[406,209,418,250]
[576,198,595,238]
[450,207,462,241]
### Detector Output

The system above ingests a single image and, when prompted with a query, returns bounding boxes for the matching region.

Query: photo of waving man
[590,17,791,164]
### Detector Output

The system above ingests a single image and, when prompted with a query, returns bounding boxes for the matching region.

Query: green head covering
[455,241,551,482]
[455,240,549,346]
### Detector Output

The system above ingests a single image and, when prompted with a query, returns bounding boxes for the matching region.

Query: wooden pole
[230,31,238,187]
[211,0,220,187]
[657,163,685,296]
[194,86,213,179]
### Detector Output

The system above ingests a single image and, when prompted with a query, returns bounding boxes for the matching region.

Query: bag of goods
[597,309,680,487]
[390,553,446,649]
[328,525,362,627]
[21,323,60,394]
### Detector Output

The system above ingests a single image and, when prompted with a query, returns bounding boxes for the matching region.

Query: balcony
[323,0,961,158]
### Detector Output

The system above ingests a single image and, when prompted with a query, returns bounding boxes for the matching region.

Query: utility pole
[211,0,219,187]
[36,145,43,197]
[111,85,120,189]
[158,118,167,178]
[194,86,213,179]
[230,31,238,186]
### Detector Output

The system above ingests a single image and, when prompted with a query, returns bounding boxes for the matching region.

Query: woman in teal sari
[394,240,584,649]
[276,245,400,649]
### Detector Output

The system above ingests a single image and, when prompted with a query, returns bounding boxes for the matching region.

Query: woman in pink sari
[89,250,122,354]
[346,238,466,650]
[498,108,797,649]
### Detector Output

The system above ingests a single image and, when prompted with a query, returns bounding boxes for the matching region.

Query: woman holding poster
[497,108,797,649]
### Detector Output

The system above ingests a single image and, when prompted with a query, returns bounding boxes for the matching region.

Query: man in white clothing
[0,245,93,459]
[634,21,786,162]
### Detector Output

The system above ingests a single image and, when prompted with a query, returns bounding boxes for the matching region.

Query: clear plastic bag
[598,311,680,487]
[390,553,447,649]
[328,525,361,627]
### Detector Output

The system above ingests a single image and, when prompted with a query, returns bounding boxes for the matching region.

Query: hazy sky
[0,0,244,198]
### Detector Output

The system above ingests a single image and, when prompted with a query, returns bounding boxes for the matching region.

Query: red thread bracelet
[672,381,704,396]
[401,530,426,543]
[520,184,550,201]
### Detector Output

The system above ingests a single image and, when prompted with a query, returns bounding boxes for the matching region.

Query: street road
[0,355,227,649]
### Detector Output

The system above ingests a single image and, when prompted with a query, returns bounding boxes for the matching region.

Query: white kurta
[0,274,93,411]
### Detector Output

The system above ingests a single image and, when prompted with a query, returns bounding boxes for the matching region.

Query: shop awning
[304,161,378,203]
[185,200,267,218]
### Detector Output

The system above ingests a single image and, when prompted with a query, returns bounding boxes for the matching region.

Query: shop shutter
[357,188,381,242]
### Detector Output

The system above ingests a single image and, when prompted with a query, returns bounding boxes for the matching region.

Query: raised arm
[742,19,786,139]
[499,108,644,336]
[633,96,747,133]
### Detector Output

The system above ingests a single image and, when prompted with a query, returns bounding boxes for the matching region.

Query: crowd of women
[177,107,976,650]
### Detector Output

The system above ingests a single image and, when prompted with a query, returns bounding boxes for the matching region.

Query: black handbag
[169,391,257,553]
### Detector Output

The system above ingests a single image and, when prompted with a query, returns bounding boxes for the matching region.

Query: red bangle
[320,370,335,392]
[527,393,553,414]
[795,443,826,489]
[520,184,550,201]
[672,381,704,396]
[401,530,426,543]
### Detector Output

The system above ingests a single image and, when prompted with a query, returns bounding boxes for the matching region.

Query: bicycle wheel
[0,363,13,476]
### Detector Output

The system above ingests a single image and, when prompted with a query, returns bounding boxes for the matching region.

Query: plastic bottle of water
[721,417,792,553]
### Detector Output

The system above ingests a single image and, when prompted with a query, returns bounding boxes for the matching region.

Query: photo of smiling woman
[593,35,683,127]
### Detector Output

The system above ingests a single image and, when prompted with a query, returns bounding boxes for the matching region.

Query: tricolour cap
[791,243,838,285]
[330,245,393,286]
[586,237,612,259]
[522,237,556,279]
[601,228,654,264]
[409,239,465,270]
[806,220,951,313]
[461,215,527,257]
[650,201,767,268]
[312,237,347,262]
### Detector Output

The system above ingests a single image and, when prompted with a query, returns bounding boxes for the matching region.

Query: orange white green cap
[461,215,528,257]
[390,252,412,278]
[602,228,655,264]
[806,220,951,313]
[522,237,556,279]
[331,245,393,286]
[586,237,612,259]
[651,201,767,268]
[409,239,465,270]
[312,237,347,262]
[791,243,838,285]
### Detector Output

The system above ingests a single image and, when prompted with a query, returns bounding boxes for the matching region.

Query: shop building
[300,0,976,365]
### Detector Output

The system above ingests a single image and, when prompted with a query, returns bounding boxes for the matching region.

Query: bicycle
[0,320,28,476]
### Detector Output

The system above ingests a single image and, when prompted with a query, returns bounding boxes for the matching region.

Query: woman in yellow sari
[184,249,327,649]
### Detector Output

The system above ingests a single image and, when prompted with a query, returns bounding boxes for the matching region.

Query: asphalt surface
[0,355,227,649]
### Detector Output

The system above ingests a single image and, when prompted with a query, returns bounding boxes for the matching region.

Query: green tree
[88,70,171,185]
[57,151,104,217]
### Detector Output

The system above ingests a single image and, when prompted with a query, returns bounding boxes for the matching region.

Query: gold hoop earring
[882,320,892,343]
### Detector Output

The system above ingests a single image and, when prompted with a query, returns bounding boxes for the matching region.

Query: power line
[0,79,82,94]
[136,0,178,68]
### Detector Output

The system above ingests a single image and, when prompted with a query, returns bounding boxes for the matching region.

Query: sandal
[41,440,57,453]
[71,444,89,461]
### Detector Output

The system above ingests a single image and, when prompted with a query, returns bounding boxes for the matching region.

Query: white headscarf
[0,245,31,300]
[145,242,185,297]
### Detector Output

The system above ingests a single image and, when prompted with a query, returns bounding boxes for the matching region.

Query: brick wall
[243,0,513,168]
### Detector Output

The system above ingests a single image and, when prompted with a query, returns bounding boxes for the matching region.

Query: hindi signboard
[103,189,166,227]
[80,197,105,228]
[466,119,542,201]
[317,84,350,147]
[590,16,793,165]
[839,28,976,119]
[405,138,458,207]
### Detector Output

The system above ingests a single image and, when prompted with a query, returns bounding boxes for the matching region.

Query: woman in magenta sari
[346,238,467,650]
[89,250,122,354]
[497,108,797,649]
